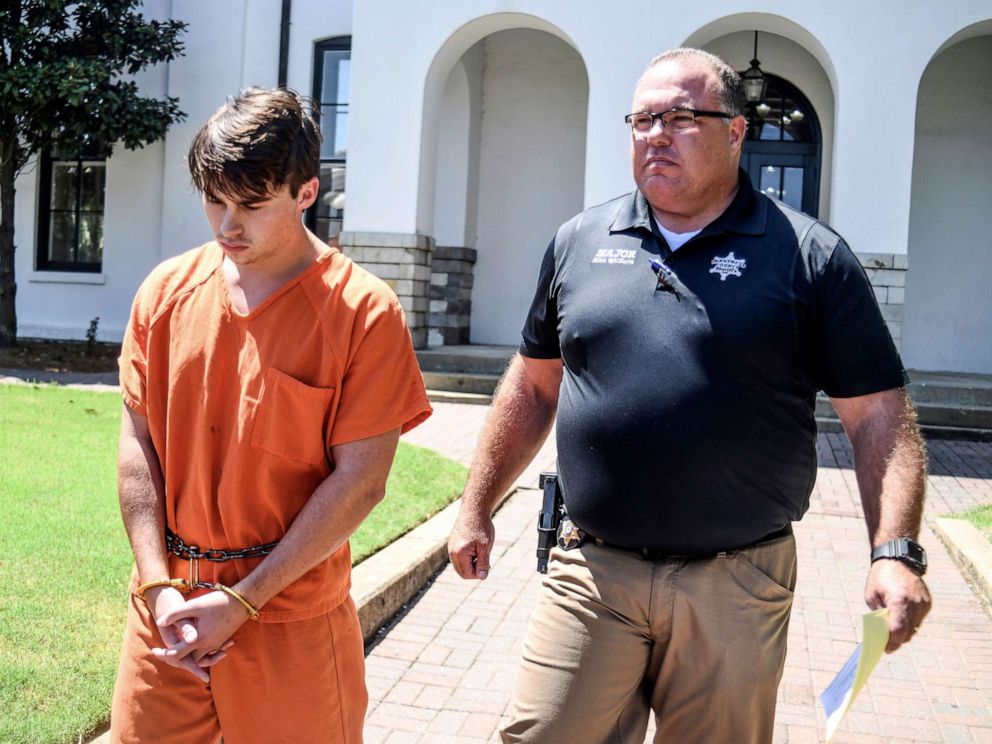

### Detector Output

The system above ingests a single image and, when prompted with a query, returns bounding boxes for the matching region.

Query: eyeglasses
[625,108,733,135]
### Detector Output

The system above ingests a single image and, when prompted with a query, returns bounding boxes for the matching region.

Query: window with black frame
[308,37,350,243]
[740,74,822,217]
[36,148,106,272]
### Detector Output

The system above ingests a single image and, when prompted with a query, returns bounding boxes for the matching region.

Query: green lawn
[0,383,465,744]
[958,503,992,542]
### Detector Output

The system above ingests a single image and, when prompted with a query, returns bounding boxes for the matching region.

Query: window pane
[51,163,77,211]
[79,162,106,212]
[782,167,804,211]
[315,217,344,244]
[77,213,103,264]
[39,149,106,271]
[312,42,350,241]
[321,51,350,104]
[315,163,344,243]
[743,73,818,143]
[759,121,782,140]
[333,110,348,158]
[320,111,335,160]
[320,105,348,159]
[780,97,813,142]
[316,163,345,219]
[49,212,77,263]
[337,59,350,103]
[760,165,781,199]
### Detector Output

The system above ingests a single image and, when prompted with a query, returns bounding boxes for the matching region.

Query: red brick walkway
[375,404,992,743]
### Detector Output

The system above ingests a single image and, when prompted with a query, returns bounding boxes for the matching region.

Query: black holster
[536,471,564,573]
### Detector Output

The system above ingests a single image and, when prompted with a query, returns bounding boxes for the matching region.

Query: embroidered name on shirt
[709,252,747,281]
[592,248,636,266]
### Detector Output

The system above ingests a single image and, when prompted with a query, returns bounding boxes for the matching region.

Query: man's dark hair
[188,87,321,202]
[643,48,746,117]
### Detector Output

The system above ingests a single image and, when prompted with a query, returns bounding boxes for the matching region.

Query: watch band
[871,537,927,575]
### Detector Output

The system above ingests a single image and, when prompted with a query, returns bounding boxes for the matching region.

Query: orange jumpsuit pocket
[251,367,335,464]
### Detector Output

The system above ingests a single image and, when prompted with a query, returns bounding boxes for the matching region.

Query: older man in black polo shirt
[448,48,931,743]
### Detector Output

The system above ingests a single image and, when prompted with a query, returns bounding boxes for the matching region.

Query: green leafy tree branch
[0,0,187,346]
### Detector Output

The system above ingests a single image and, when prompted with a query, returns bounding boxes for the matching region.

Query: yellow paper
[820,609,890,741]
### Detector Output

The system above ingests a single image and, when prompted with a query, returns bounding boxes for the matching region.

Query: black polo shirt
[520,171,907,554]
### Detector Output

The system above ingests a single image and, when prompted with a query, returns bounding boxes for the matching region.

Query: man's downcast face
[203,183,311,267]
[630,59,743,218]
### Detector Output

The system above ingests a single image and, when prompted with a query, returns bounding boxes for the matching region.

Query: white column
[159,0,249,259]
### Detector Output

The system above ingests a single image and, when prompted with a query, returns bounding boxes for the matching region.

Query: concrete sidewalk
[367,404,992,743]
[0,367,119,389]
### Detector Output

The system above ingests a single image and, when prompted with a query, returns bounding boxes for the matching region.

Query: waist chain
[166,527,280,587]
[166,528,279,562]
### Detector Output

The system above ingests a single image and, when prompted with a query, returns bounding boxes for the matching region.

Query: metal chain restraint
[166,528,279,588]
[166,528,279,562]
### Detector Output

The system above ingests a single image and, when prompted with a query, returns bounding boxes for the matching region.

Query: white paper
[820,609,890,741]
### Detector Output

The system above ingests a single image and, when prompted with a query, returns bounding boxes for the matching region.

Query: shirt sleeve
[812,239,909,398]
[519,238,562,359]
[118,279,152,416]
[328,295,432,447]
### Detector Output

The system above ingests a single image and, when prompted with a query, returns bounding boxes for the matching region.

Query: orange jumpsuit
[111,244,431,743]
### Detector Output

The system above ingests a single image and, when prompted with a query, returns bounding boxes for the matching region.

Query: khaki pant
[111,594,367,744]
[502,533,797,744]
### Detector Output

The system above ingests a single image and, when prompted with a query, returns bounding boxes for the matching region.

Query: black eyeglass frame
[624,108,735,132]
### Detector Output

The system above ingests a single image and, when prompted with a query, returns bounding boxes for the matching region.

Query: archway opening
[902,33,992,374]
[429,28,588,346]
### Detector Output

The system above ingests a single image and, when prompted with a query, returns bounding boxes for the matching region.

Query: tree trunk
[0,154,18,347]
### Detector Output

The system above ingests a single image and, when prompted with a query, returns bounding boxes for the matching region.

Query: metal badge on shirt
[709,252,747,280]
[557,515,586,550]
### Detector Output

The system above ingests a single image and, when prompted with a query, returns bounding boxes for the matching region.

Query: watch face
[906,540,927,567]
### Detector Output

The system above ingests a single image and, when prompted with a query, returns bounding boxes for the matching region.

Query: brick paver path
[379,403,992,743]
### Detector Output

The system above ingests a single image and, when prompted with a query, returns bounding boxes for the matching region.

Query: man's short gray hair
[639,48,746,117]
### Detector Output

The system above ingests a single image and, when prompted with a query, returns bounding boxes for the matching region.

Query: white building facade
[13,0,992,374]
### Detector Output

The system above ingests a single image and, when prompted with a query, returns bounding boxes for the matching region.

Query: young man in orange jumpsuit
[110,87,431,743]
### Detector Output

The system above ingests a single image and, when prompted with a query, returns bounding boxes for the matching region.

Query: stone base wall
[857,252,908,349]
[429,246,477,346]
[339,231,434,349]
[338,240,907,354]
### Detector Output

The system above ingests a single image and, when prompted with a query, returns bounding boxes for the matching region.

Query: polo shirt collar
[701,168,767,237]
[609,168,767,237]
[609,190,653,233]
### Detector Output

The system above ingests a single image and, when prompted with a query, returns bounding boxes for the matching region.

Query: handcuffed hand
[150,589,247,682]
